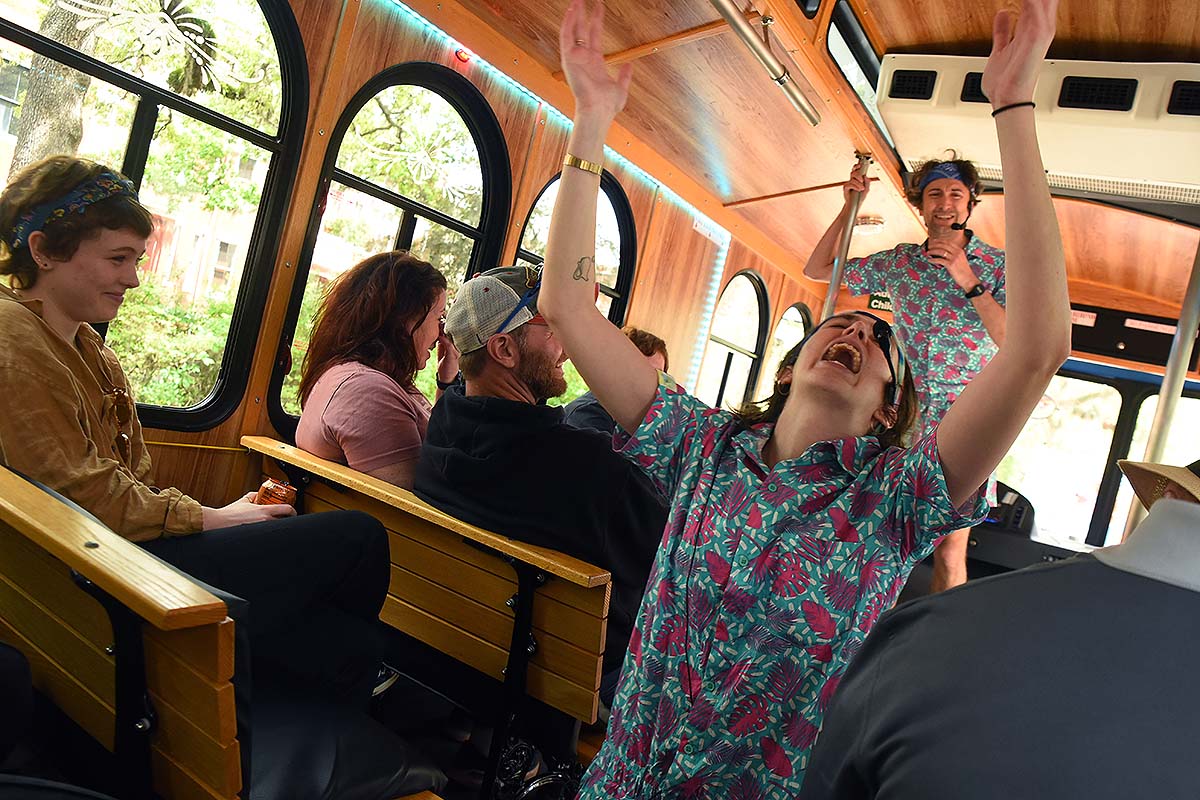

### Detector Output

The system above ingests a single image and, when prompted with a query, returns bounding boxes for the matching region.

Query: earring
[777,383,790,396]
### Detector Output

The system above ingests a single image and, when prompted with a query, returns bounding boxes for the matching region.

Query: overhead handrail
[707,0,821,126]
[820,153,872,320]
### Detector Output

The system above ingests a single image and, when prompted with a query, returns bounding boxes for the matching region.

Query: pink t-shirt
[296,362,431,482]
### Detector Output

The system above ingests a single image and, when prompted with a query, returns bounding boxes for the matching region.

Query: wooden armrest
[241,436,611,589]
[0,466,226,630]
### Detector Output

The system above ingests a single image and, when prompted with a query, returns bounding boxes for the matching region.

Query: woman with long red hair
[297,250,458,488]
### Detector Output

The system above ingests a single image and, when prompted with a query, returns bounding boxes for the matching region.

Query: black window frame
[268,62,511,439]
[706,269,771,407]
[515,169,637,325]
[826,0,897,154]
[0,6,308,432]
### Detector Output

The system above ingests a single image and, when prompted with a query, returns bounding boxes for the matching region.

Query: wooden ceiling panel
[853,0,1200,61]
[970,196,1200,316]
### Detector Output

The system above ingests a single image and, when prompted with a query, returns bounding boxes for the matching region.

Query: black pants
[141,510,389,710]
[0,641,33,762]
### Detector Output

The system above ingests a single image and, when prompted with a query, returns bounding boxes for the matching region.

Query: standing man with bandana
[805,157,1007,592]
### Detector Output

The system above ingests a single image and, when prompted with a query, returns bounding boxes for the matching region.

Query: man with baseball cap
[414,266,666,708]
[804,155,1008,593]
[801,454,1200,799]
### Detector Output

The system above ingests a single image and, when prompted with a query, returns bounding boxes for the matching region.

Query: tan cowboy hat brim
[1118,459,1200,510]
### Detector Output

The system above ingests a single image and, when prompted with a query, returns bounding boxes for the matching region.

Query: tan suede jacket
[0,285,203,541]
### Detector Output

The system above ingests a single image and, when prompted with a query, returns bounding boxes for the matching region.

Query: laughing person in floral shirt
[539,0,1067,794]
[805,157,1006,593]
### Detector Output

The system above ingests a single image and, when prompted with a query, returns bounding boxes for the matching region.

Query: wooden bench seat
[0,464,444,800]
[241,435,614,728]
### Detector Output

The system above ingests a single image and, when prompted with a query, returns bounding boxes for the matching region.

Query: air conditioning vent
[1058,76,1138,111]
[888,70,936,100]
[878,55,1200,197]
[960,72,987,103]
[1168,80,1200,116]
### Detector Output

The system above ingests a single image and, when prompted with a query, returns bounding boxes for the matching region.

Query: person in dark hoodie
[414,265,666,706]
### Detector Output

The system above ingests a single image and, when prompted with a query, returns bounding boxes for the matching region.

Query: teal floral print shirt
[845,233,1006,440]
[579,373,988,798]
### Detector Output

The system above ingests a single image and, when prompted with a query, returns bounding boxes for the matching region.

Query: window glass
[285,79,490,417]
[828,14,894,148]
[1106,393,1200,544]
[409,215,473,300]
[106,112,271,407]
[336,84,483,226]
[520,177,621,291]
[0,43,138,176]
[994,375,1122,550]
[709,274,762,352]
[11,0,282,133]
[695,343,754,410]
[757,304,809,398]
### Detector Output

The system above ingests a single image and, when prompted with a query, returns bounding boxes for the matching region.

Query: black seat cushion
[252,683,446,800]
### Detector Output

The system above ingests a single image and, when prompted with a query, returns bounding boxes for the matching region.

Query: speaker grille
[888,70,937,100]
[1168,80,1200,116]
[974,166,1200,204]
[960,72,988,103]
[1058,76,1138,111]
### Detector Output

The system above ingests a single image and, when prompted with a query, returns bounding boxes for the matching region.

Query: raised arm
[802,163,870,282]
[539,0,658,434]
[937,0,1069,505]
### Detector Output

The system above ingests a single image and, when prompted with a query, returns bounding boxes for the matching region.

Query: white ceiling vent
[877,55,1200,203]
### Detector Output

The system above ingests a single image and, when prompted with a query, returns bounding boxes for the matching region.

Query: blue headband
[10,172,138,251]
[917,162,968,194]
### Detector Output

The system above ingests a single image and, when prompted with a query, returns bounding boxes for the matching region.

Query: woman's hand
[436,324,460,383]
[559,0,632,122]
[202,493,295,531]
[981,0,1058,108]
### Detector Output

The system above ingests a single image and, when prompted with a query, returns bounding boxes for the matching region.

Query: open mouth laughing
[821,342,862,374]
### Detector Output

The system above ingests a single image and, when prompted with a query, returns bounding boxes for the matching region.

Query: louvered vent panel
[1168,81,1200,116]
[888,70,937,100]
[1058,76,1138,111]
[960,72,987,103]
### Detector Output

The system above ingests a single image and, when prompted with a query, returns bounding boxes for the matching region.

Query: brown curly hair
[299,251,447,404]
[0,156,153,289]
[623,326,669,372]
[905,152,984,208]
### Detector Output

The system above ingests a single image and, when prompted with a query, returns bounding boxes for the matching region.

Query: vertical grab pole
[1121,240,1200,539]
[820,153,872,322]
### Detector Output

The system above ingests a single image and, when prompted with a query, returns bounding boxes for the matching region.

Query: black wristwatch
[964,283,988,299]
[436,372,462,390]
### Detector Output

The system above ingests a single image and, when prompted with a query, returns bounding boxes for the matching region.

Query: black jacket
[415,387,667,675]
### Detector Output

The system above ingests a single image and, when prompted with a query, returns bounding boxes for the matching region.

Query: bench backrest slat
[248,435,614,726]
[0,469,243,800]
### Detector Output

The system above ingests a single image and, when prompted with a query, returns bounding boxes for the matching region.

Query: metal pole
[707,0,821,126]
[821,153,872,321]
[1121,240,1200,539]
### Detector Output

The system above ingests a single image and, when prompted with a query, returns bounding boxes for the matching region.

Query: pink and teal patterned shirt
[580,373,988,797]
[845,233,1006,440]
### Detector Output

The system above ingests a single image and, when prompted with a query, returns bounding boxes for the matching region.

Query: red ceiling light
[454,47,472,63]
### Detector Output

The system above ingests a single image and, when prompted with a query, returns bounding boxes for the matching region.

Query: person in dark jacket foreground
[415,266,666,706]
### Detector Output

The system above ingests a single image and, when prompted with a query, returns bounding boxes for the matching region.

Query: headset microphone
[949,198,976,231]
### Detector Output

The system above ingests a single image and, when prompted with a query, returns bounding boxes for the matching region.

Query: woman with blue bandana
[804,155,1007,593]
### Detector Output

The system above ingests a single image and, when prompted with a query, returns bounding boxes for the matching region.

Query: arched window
[0,0,304,429]
[757,302,813,397]
[274,63,510,423]
[516,171,636,324]
[695,271,769,408]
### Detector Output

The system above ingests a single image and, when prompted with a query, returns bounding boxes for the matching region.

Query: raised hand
[981,0,1058,108]
[559,0,633,121]
[843,161,871,204]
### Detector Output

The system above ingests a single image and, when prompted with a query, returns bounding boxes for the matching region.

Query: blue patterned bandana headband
[10,172,138,251]
[916,162,968,194]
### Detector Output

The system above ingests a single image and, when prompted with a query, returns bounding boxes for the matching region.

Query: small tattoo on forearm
[573,256,595,282]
